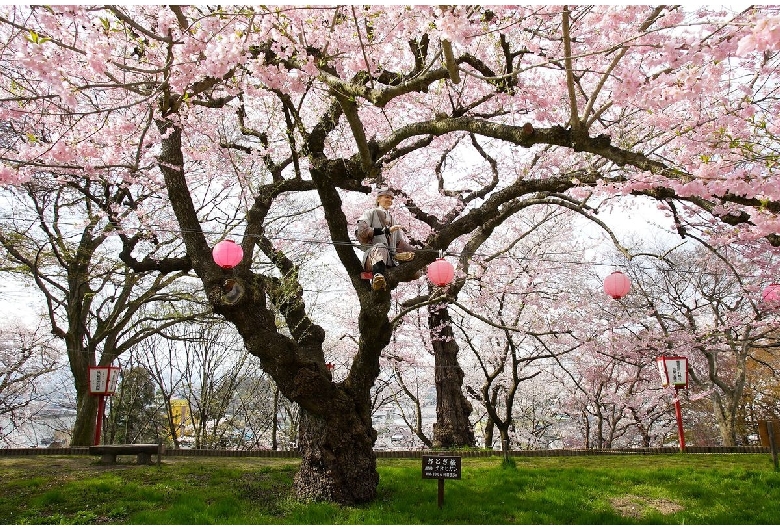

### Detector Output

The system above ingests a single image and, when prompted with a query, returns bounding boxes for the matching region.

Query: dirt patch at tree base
[610,494,684,518]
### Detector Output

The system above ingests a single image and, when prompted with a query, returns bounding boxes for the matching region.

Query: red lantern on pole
[762,283,780,306]
[427,257,455,286]
[89,365,120,446]
[212,239,243,269]
[603,271,631,300]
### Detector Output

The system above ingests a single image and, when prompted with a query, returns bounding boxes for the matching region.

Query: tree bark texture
[712,392,739,446]
[67,333,97,446]
[483,416,495,449]
[295,407,378,504]
[428,302,475,448]
[272,388,279,451]
[71,390,98,446]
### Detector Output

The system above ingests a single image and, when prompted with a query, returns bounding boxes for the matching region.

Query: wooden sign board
[422,456,461,480]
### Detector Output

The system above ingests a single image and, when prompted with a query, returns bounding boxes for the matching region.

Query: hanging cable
[2,214,778,278]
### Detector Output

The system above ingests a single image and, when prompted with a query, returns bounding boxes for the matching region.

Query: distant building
[169,398,192,438]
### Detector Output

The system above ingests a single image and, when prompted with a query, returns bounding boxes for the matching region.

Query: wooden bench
[89,444,161,464]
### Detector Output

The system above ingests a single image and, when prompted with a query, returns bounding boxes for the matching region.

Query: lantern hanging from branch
[427,255,455,287]
[213,239,243,269]
[603,271,631,300]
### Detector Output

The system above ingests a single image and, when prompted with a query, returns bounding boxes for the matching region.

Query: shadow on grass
[2,454,779,524]
[347,456,779,525]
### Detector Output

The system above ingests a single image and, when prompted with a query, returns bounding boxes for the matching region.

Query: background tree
[391,362,434,449]
[0,319,62,446]
[179,320,252,449]
[132,326,187,448]
[134,318,281,449]
[105,364,157,444]
[628,241,780,445]
[228,368,281,450]
[0,178,199,445]
[370,323,435,449]
[456,206,593,451]
[508,379,562,450]
[743,344,780,433]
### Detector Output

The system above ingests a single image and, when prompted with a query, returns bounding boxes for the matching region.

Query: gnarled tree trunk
[290,302,388,503]
[429,301,475,448]
[295,406,378,504]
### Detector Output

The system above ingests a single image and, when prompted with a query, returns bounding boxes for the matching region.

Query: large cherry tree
[3,5,780,503]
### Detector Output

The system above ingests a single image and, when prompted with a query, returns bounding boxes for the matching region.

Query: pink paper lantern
[604,271,631,300]
[427,258,455,286]
[212,239,243,269]
[762,283,780,305]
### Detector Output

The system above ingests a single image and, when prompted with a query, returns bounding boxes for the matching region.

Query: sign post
[656,356,688,452]
[422,455,461,509]
[89,366,120,446]
[757,420,780,471]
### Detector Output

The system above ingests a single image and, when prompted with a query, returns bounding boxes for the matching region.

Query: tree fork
[154,95,391,505]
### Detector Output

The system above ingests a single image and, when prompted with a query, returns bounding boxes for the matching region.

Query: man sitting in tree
[355,188,416,291]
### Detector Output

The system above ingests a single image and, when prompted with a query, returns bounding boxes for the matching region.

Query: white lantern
[89,366,121,395]
[656,356,688,388]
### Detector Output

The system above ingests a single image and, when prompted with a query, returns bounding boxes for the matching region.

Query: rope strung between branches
[2,215,776,277]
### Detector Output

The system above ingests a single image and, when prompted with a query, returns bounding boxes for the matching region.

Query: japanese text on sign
[89,366,120,395]
[656,356,688,388]
[670,360,684,385]
[422,456,461,480]
[89,368,108,394]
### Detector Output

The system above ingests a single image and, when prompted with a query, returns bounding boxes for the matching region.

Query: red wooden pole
[674,387,685,452]
[94,395,105,446]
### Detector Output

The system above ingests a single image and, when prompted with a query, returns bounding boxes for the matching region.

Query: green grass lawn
[0,453,778,524]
